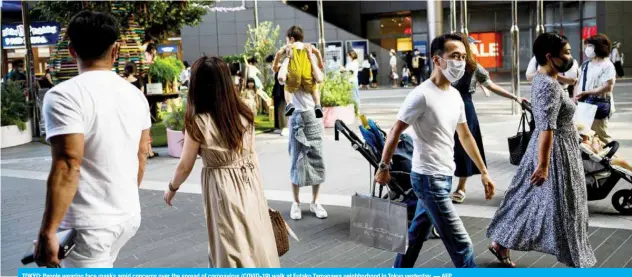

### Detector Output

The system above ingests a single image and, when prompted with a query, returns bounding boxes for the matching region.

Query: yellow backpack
[286,46,315,94]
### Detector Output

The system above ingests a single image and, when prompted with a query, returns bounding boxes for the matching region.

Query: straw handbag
[268,208,298,257]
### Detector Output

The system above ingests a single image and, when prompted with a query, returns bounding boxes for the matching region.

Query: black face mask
[551,56,573,73]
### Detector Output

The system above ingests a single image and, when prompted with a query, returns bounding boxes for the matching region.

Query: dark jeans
[393,172,476,268]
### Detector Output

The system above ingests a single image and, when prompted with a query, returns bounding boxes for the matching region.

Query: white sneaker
[273,129,282,134]
[281,128,289,136]
[290,202,302,220]
[310,203,328,219]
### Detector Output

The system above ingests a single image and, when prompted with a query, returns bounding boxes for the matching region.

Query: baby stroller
[521,104,632,215]
[580,141,632,215]
[334,118,441,239]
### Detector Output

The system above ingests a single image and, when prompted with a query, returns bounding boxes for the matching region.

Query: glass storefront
[366,13,413,53]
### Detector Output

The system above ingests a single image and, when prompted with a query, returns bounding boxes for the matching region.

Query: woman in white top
[389,49,398,88]
[345,50,361,106]
[526,55,579,98]
[611,41,624,78]
[575,34,617,143]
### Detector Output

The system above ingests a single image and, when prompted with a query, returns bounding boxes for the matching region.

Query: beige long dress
[195,114,280,268]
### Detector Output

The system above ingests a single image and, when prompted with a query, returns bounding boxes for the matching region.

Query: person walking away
[611,41,624,78]
[575,34,616,143]
[274,26,325,118]
[359,55,371,89]
[487,32,596,268]
[450,35,528,204]
[389,49,398,88]
[276,26,328,220]
[35,11,151,268]
[411,49,423,85]
[267,55,288,135]
[345,50,361,106]
[401,64,410,87]
[526,54,579,98]
[180,61,191,87]
[163,57,280,268]
[375,33,496,268]
[370,52,379,88]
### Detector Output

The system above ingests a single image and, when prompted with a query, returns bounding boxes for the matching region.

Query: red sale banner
[469,32,503,69]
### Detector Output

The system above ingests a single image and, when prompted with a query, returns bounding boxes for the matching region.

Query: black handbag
[508,110,533,166]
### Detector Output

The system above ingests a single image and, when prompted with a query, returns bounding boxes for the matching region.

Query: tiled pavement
[2,176,631,274]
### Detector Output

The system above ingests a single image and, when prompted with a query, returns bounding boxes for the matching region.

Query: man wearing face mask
[375,33,496,268]
[575,34,616,143]
[36,11,151,267]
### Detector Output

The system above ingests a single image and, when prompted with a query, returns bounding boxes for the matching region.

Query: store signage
[413,41,427,55]
[1,22,60,48]
[157,45,178,54]
[582,26,597,40]
[470,32,503,69]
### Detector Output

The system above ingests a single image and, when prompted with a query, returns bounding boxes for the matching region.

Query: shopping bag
[573,102,598,130]
[350,193,408,253]
[508,111,533,166]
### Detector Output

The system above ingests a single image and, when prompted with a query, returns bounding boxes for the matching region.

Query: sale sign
[469,32,503,69]
[582,26,597,40]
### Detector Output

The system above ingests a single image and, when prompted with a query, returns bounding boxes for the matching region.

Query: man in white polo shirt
[375,34,496,268]
[35,11,151,268]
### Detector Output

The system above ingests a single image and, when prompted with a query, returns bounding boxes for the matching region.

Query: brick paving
[2,176,631,274]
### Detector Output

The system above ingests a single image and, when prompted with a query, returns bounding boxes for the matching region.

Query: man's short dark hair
[533,32,569,66]
[430,33,465,58]
[585,33,612,59]
[67,11,119,61]
[286,25,304,42]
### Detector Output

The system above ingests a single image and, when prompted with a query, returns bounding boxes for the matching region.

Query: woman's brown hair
[454,32,477,74]
[185,56,254,152]
[585,33,612,59]
[348,50,358,60]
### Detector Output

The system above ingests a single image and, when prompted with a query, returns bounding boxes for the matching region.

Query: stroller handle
[604,141,620,160]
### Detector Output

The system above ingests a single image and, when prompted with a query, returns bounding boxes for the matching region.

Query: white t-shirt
[43,70,151,229]
[611,48,621,62]
[396,80,467,176]
[278,42,324,111]
[578,59,617,113]
[346,59,360,82]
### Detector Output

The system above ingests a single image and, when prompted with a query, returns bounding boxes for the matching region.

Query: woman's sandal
[451,190,466,204]
[488,243,516,268]
[148,152,159,159]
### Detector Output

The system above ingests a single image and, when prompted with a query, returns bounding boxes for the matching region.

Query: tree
[244,21,280,92]
[30,1,214,40]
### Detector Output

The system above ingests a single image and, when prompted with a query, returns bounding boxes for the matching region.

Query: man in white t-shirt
[35,11,151,268]
[375,34,496,268]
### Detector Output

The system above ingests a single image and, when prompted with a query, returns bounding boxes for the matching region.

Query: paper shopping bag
[350,193,408,253]
[573,102,598,130]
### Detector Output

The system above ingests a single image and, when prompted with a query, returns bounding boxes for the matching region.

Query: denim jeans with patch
[393,172,476,268]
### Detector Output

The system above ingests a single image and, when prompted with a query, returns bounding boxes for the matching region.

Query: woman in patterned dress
[450,34,527,204]
[486,33,596,268]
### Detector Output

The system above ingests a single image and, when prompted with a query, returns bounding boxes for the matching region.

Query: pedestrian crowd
[32,10,624,269]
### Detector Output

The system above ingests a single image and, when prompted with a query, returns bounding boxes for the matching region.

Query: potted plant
[1,81,32,148]
[161,102,185,157]
[320,71,357,128]
[148,56,184,95]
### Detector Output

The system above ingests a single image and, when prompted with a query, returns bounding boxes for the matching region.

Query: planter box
[166,128,184,158]
[147,83,163,95]
[322,104,355,128]
[1,121,32,148]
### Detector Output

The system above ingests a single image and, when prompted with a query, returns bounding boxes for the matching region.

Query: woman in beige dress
[163,56,280,268]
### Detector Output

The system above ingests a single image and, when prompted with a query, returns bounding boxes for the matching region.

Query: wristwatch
[168,181,179,192]
[378,162,389,170]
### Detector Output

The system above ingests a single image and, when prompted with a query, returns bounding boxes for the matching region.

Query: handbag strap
[516,111,527,133]
[581,60,590,92]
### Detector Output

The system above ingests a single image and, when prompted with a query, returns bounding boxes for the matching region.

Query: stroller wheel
[432,227,440,238]
[611,189,632,215]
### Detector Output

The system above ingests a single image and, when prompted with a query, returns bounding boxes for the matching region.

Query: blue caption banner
[16,268,632,277]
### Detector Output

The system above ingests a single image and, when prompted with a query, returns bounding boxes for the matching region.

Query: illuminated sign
[1,22,60,48]
[158,45,178,54]
[582,26,597,40]
[469,32,503,69]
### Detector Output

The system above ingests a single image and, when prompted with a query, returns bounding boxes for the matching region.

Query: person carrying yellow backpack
[274,26,324,118]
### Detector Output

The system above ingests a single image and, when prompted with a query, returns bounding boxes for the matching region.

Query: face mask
[551,56,573,73]
[585,45,596,59]
[439,57,466,82]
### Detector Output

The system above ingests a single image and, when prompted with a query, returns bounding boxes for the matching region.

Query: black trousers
[614,61,625,77]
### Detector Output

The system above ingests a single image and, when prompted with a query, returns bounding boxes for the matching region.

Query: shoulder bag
[508,106,533,166]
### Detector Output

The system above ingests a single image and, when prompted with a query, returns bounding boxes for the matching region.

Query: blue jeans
[393,173,476,268]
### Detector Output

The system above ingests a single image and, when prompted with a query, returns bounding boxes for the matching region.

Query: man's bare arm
[380,120,409,165]
[137,129,150,187]
[40,134,84,237]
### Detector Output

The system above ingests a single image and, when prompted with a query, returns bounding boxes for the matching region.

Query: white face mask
[439,57,466,82]
[585,45,596,59]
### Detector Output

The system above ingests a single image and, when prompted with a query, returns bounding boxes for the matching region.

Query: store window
[366,14,412,53]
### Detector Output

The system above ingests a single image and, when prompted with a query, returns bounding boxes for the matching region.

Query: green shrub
[161,101,185,131]
[320,71,355,109]
[148,56,184,83]
[1,81,30,131]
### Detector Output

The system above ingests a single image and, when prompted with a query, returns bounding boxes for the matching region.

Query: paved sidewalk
[2,177,631,274]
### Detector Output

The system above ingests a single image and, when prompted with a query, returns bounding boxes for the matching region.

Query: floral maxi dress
[486,73,596,268]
